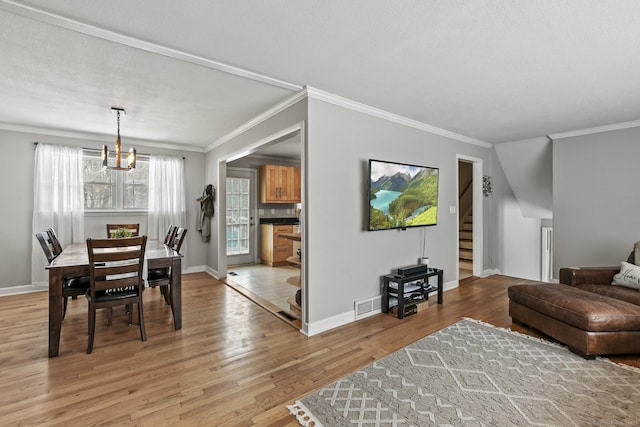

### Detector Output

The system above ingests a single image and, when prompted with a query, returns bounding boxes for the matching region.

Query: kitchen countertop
[259,217,299,225]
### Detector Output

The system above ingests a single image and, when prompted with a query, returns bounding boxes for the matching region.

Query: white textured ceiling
[1,0,639,149]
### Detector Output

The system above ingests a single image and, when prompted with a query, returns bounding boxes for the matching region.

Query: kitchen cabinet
[260,224,293,266]
[259,165,301,203]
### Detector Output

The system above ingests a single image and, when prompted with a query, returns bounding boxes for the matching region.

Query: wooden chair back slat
[91,249,144,263]
[94,263,141,277]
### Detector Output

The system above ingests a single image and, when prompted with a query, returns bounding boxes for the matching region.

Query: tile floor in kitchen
[226,263,300,318]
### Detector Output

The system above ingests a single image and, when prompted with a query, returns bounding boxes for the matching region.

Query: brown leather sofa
[508,266,640,358]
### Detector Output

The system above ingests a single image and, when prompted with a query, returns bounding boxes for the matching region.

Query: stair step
[459,240,473,250]
[459,231,472,240]
[460,249,473,260]
[461,222,473,231]
[459,259,473,269]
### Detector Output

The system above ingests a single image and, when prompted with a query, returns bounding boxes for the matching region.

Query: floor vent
[355,295,382,320]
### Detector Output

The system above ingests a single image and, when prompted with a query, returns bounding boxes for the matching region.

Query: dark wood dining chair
[106,223,140,238]
[46,228,64,256]
[148,228,187,307]
[170,227,187,253]
[36,231,57,264]
[164,224,178,246]
[36,231,90,319]
[86,236,147,354]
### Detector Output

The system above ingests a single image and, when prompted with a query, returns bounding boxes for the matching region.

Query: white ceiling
[1,0,640,151]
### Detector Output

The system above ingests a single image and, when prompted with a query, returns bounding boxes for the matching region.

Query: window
[124,162,149,209]
[83,151,149,210]
[226,177,250,255]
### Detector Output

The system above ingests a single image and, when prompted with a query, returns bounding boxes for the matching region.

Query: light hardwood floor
[0,273,638,426]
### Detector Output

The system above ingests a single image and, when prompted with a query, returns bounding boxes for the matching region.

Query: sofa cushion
[612,261,640,290]
[508,284,640,332]
[575,283,640,306]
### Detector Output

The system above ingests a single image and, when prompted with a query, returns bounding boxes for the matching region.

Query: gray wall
[491,137,555,281]
[491,158,543,281]
[553,127,640,272]
[305,98,499,323]
[0,129,207,289]
[495,137,553,219]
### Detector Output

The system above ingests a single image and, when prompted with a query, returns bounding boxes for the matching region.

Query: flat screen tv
[368,159,439,231]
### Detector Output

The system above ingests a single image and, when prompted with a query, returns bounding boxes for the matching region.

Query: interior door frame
[456,154,484,279]
[217,121,307,331]
[226,167,258,265]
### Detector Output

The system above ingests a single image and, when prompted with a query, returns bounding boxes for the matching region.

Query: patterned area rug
[288,318,640,426]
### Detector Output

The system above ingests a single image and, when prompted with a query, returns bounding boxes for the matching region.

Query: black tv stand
[382,268,444,319]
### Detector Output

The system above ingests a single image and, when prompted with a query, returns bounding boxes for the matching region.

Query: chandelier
[102,107,136,170]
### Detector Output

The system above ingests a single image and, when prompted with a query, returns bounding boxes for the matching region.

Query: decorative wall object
[483,175,493,197]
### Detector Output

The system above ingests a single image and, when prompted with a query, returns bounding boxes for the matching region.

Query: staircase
[459,213,473,273]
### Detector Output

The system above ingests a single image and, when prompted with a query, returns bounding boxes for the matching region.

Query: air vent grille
[355,295,382,320]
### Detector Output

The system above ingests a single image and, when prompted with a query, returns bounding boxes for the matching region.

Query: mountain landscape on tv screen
[369,163,438,230]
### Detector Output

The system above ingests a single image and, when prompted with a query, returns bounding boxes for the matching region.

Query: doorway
[456,155,484,280]
[458,161,473,279]
[221,125,304,329]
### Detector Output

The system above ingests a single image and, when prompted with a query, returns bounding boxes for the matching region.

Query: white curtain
[32,143,85,284]
[148,155,186,242]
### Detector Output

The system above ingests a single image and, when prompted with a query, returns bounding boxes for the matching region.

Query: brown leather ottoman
[508,283,640,358]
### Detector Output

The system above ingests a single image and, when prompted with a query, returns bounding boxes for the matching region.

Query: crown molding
[0,0,301,92]
[305,87,493,148]
[224,123,303,163]
[207,90,308,151]
[0,122,206,153]
[548,120,640,140]
[210,86,493,151]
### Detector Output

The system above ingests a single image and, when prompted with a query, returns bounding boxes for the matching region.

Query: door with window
[226,168,257,265]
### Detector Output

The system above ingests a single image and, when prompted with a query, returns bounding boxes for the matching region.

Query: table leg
[437,271,443,304]
[48,269,63,357]
[398,281,405,319]
[382,277,389,313]
[171,258,182,329]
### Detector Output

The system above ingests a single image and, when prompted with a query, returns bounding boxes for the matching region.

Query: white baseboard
[205,266,220,279]
[184,265,207,274]
[0,282,48,297]
[480,269,500,278]
[443,279,458,291]
[306,281,460,336]
[306,310,354,336]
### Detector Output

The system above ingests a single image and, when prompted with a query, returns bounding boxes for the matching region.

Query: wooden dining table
[46,239,183,357]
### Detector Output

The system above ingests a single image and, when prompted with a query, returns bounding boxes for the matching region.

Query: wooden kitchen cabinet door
[259,165,301,203]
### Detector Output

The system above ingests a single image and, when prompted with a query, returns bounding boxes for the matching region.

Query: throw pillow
[612,261,640,290]
[635,241,640,265]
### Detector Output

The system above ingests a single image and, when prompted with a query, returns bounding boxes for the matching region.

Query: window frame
[82,149,149,212]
